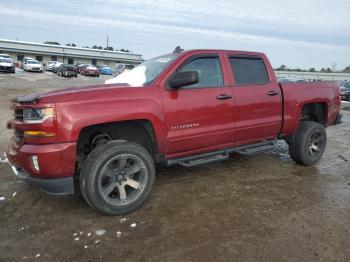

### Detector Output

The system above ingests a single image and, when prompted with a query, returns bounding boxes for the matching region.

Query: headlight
[23,108,54,123]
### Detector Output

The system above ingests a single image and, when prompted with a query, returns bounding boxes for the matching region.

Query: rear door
[160,52,235,157]
[226,54,282,143]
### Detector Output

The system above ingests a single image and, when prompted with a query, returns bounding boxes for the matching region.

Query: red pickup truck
[6,49,342,215]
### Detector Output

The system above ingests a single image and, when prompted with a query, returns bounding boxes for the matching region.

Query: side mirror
[168,71,199,89]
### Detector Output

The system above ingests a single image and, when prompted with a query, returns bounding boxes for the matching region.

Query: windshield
[28,60,40,64]
[0,58,12,63]
[105,54,177,86]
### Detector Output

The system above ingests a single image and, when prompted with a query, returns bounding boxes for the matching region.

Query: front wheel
[80,141,155,215]
[288,121,327,166]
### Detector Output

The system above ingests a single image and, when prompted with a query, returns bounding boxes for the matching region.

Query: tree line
[275,64,350,73]
[43,41,130,53]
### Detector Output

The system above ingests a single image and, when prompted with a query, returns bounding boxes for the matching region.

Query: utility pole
[107,34,109,50]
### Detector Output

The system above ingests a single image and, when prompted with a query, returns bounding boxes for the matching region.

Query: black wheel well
[76,120,158,167]
[301,103,327,125]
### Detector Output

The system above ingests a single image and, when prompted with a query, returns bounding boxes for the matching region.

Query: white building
[0,39,143,68]
[275,71,350,82]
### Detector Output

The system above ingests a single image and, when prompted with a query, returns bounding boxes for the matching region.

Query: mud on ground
[0,71,350,261]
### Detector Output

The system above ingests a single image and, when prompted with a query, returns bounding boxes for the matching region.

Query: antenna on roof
[173,46,184,53]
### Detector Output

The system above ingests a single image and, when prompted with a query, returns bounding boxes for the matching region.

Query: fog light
[31,155,40,171]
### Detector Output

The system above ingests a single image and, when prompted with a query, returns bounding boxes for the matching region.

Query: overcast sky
[0,0,349,69]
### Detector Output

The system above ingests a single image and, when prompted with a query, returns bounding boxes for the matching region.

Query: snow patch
[95,229,106,236]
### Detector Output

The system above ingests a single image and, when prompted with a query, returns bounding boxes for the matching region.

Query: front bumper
[0,66,15,72]
[85,71,99,76]
[6,141,76,195]
[9,165,74,195]
[27,67,42,72]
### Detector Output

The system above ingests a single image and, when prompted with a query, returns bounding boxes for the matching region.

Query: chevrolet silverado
[6,49,342,215]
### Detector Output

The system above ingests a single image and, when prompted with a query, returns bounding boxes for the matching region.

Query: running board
[166,140,276,167]
[233,140,276,155]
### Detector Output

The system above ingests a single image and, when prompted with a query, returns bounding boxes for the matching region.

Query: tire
[80,140,155,215]
[288,121,327,166]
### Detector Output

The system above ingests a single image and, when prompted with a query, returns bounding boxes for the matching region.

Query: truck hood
[0,62,13,67]
[15,84,133,104]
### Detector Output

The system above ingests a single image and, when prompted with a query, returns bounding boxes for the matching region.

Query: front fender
[55,97,167,154]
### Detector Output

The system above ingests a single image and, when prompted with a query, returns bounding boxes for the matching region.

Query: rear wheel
[288,121,327,166]
[80,140,155,215]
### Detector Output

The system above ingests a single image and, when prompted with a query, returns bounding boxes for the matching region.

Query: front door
[160,54,234,157]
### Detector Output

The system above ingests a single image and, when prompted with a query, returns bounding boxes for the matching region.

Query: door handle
[267,90,279,96]
[216,94,232,100]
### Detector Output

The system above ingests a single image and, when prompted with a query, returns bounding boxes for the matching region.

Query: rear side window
[179,57,223,88]
[229,57,269,85]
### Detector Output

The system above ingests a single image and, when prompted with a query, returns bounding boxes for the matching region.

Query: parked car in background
[340,81,350,101]
[57,64,78,77]
[21,57,35,69]
[96,64,108,71]
[277,77,293,83]
[115,63,126,75]
[81,64,100,77]
[0,54,11,59]
[23,59,43,72]
[52,62,63,73]
[99,66,113,75]
[0,57,15,73]
[47,61,58,71]
[76,64,86,74]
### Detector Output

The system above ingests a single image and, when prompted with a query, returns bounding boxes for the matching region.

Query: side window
[229,57,269,85]
[179,57,223,88]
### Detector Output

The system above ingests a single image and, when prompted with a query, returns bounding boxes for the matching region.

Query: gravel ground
[0,70,349,261]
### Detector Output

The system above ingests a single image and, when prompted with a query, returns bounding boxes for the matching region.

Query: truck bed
[281,81,341,136]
